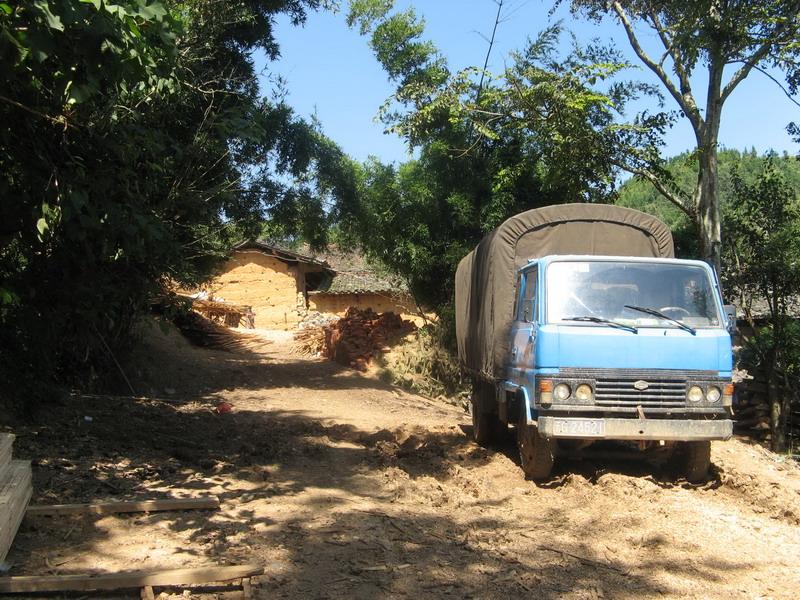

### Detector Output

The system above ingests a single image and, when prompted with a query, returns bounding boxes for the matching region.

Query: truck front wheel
[517,414,555,480]
[671,441,711,482]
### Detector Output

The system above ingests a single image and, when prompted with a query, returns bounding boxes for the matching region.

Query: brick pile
[323,307,417,371]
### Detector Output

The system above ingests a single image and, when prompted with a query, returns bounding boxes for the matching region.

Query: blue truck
[455,204,734,481]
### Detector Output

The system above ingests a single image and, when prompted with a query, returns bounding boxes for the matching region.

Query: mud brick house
[205,241,421,329]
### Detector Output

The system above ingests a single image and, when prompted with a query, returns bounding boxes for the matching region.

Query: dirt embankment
[3,321,799,599]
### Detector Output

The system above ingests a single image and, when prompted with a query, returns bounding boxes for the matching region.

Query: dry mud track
[6,326,800,599]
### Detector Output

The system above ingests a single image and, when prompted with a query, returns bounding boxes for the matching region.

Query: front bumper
[537,416,733,441]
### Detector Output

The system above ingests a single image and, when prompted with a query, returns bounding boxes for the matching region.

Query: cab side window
[520,268,537,322]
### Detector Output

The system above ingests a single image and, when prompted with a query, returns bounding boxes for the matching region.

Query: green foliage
[0,0,352,402]
[617,150,800,257]
[722,156,800,451]
[723,155,800,317]
[342,6,648,312]
[739,321,800,383]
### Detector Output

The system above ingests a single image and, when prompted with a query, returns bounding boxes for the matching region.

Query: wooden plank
[0,461,32,563]
[26,496,220,517]
[0,564,264,594]
[0,435,14,475]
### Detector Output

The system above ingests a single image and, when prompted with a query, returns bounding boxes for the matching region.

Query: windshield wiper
[563,316,638,334]
[624,305,696,335]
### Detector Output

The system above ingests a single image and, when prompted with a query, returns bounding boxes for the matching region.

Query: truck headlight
[575,384,593,401]
[706,386,721,403]
[554,383,571,401]
[687,386,704,403]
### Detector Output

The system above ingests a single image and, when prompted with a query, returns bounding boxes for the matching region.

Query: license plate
[552,418,605,437]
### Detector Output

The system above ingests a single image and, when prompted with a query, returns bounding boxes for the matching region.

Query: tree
[0,0,348,402]
[344,3,645,317]
[565,0,800,272]
[723,157,800,451]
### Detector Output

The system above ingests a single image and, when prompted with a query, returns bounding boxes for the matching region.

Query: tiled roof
[313,269,409,295]
[306,245,409,296]
[238,241,409,296]
[234,241,331,270]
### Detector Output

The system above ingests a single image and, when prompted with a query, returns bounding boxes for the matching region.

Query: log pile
[293,327,327,356]
[190,298,255,329]
[294,308,416,370]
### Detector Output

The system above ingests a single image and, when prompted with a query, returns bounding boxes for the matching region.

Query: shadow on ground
[0,326,771,599]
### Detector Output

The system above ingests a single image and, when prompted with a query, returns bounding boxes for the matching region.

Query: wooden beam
[0,564,264,594]
[0,461,32,563]
[26,496,220,517]
[0,434,15,473]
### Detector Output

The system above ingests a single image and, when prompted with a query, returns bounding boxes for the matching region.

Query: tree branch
[476,1,503,105]
[721,41,776,103]
[610,1,703,133]
[0,95,69,129]
[742,63,800,109]
[648,10,694,102]
[616,161,695,218]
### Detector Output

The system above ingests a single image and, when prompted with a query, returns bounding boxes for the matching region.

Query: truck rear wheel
[671,441,711,482]
[517,413,555,480]
[471,381,504,446]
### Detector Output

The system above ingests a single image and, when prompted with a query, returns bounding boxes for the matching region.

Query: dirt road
[7,324,800,599]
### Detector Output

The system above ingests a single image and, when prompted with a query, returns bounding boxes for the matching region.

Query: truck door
[510,267,537,387]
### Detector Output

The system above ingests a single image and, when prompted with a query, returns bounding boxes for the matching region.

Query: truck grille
[594,378,686,408]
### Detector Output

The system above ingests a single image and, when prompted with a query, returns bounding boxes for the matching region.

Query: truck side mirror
[724,304,738,335]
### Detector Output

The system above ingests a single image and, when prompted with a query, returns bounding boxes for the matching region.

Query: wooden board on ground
[0,460,32,563]
[0,563,264,594]
[0,435,14,474]
[26,496,220,517]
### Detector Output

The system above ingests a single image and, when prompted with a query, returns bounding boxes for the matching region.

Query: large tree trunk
[769,317,791,453]
[694,89,723,274]
[695,145,721,273]
[768,366,787,452]
[694,58,724,274]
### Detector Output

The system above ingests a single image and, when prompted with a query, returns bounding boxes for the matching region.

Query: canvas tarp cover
[455,204,674,379]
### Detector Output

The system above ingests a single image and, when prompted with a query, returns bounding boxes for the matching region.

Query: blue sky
[255,1,799,165]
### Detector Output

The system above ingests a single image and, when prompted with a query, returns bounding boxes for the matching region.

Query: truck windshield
[547,261,721,328]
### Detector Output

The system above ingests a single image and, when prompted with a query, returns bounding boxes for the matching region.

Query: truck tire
[517,412,555,480]
[471,381,503,446]
[672,441,711,482]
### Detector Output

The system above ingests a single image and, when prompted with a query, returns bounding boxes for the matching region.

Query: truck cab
[499,255,734,480]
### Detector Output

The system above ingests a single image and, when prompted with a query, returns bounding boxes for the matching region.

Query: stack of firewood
[190,298,255,328]
[295,307,416,370]
[173,310,272,353]
[293,327,327,356]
